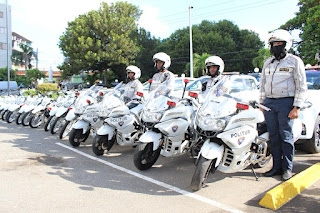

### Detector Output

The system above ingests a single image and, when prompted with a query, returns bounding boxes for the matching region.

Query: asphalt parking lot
[0,120,319,213]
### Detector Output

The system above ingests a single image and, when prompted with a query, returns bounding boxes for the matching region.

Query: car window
[306,72,320,90]
[174,79,184,91]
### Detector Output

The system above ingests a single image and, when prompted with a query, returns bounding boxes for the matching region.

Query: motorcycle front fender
[49,107,58,116]
[139,130,162,151]
[32,106,43,114]
[97,124,115,140]
[55,108,68,118]
[73,120,90,134]
[65,108,76,121]
[200,140,224,167]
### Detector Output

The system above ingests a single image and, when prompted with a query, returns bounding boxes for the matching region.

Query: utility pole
[36,48,38,69]
[189,5,193,78]
[6,0,10,95]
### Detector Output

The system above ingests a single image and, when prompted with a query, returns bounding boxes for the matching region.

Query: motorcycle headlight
[196,114,228,131]
[142,111,163,122]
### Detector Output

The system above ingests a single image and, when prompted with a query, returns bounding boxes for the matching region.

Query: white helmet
[153,52,171,70]
[126,65,141,80]
[205,56,224,76]
[268,29,292,51]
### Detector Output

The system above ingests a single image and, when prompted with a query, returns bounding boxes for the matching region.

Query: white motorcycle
[29,96,52,128]
[133,83,198,171]
[44,94,67,131]
[68,85,104,147]
[59,107,76,139]
[190,76,272,191]
[50,92,77,134]
[92,83,143,155]
[21,95,43,126]
[6,96,27,123]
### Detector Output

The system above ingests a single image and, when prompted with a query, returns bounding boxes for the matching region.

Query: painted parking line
[56,142,244,213]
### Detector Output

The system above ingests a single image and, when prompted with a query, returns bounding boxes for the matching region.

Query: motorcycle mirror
[99,92,104,96]
[148,79,152,83]
[75,92,80,96]
[236,103,249,110]
[167,101,176,107]
[137,92,143,97]
[86,100,91,104]
[184,79,190,83]
[188,92,198,98]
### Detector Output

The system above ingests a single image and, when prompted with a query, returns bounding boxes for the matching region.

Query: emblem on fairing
[118,121,124,126]
[93,118,98,122]
[172,125,178,132]
[238,137,245,145]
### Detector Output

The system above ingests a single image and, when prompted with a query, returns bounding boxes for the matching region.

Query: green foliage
[58,2,142,80]
[36,83,59,94]
[18,42,35,71]
[281,0,320,65]
[185,53,211,77]
[159,20,263,75]
[26,69,46,85]
[23,89,36,97]
[252,48,272,69]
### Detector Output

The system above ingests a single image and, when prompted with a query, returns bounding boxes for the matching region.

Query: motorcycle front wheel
[133,143,161,171]
[30,112,43,128]
[59,120,72,139]
[16,112,23,125]
[92,135,107,156]
[6,111,16,123]
[44,116,54,131]
[50,117,65,134]
[191,156,217,192]
[303,115,320,153]
[69,129,89,147]
[22,112,33,126]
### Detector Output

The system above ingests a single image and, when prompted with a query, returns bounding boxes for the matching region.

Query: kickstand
[250,164,259,181]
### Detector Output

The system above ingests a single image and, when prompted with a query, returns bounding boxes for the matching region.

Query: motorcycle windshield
[144,85,170,113]
[100,82,124,110]
[198,76,240,119]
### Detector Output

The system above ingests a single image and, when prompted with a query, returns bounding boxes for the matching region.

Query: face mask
[270,43,286,60]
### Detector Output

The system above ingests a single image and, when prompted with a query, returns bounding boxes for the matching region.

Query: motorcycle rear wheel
[191,156,216,192]
[133,143,161,171]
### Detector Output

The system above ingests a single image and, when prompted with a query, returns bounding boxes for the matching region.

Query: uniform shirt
[201,75,223,99]
[122,79,143,103]
[259,53,307,108]
[149,70,175,94]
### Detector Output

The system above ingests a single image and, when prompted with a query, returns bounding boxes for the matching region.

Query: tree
[19,42,34,72]
[281,0,320,65]
[252,48,272,70]
[158,20,263,75]
[58,2,142,81]
[185,53,211,77]
[26,69,45,86]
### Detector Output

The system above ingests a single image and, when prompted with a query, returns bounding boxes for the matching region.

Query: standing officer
[259,29,307,181]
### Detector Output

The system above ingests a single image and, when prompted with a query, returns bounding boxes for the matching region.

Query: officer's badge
[172,125,178,133]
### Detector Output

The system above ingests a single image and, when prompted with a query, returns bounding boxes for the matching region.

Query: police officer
[122,65,143,104]
[201,56,224,98]
[259,29,307,181]
[149,52,175,94]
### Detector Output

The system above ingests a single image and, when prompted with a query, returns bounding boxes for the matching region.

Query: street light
[189,5,193,78]
[6,0,10,95]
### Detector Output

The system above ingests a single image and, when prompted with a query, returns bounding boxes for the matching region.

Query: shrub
[36,83,59,94]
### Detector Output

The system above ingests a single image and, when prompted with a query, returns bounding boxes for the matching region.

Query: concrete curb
[259,162,320,210]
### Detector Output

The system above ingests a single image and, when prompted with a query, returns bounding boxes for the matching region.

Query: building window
[0,27,6,34]
[0,42,7,50]
[0,11,3,18]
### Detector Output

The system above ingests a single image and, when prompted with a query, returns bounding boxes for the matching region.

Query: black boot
[263,169,282,177]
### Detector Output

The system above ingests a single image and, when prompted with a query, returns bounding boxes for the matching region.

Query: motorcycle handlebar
[249,100,271,111]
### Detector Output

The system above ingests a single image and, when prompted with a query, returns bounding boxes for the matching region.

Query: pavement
[0,120,319,213]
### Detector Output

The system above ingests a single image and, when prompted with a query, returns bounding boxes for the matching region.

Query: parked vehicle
[29,96,52,128]
[190,76,271,191]
[6,96,27,123]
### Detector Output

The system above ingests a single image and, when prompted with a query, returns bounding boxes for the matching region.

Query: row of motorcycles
[0,76,273,191]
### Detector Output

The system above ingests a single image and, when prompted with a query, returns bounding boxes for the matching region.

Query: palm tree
[19,42,34,74]
[186,53,211,77]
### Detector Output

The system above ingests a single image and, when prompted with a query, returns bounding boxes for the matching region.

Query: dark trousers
[263,97,295,171]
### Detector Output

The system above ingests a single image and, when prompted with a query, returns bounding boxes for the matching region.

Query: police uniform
[201,75,223,98]
[122,79,143,103]
[150,70,175,94]
[260,53,307,173]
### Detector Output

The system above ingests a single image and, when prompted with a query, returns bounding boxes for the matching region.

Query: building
[0,3,12,69]
[11,31,34,71]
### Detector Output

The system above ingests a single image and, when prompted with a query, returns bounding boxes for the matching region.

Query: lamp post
[6,0,10,95]
[189,5,193,78]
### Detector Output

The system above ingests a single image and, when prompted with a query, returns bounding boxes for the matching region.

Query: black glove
[202,82,207,92]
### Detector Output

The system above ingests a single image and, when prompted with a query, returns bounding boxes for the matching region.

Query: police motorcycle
[68,85,104,147]
[44,93,67,131]
[190,76,273,191]
[49,92,78,134]
[15,96,35,125]
[21,95,43,126]
[59,104,76,139]
[92,82,143,155]
[6,95,27,123]
[29,95,52,128]
[133,81,199,171]
[0,95,16,120]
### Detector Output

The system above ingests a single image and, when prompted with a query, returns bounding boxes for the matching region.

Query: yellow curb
[259,162,320,210]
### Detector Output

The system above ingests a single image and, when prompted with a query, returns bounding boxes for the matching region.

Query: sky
[2,0,300,71]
